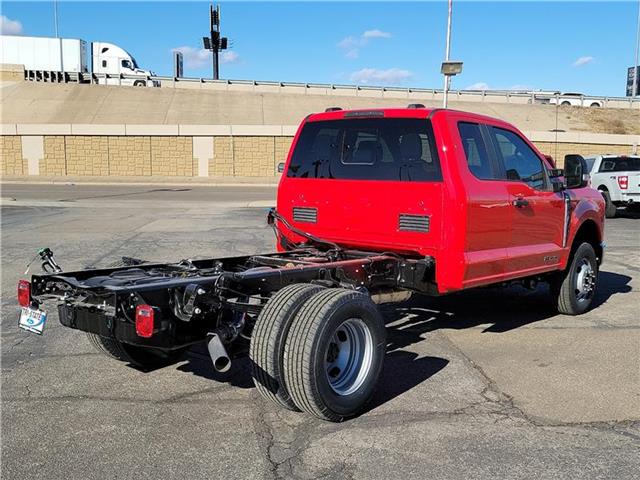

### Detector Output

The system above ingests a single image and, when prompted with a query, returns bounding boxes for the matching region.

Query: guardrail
[21,69,640,109]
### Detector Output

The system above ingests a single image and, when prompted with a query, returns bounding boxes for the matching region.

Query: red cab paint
[276,107,604,294]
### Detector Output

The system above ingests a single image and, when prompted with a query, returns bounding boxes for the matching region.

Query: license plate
[18,307,48,335]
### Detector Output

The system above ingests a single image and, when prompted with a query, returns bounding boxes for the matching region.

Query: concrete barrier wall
[1,125,638,179]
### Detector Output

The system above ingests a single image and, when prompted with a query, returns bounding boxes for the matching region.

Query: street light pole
[443,0,453,108]
[53,0,59,38]
[633,0,640,98]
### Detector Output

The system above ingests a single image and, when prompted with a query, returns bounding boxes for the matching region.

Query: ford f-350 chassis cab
[18,107,605,421]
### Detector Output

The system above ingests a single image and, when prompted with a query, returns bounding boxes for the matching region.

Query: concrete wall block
[41,136,66,176]
[0,135,24,175]
[150,136,193,176]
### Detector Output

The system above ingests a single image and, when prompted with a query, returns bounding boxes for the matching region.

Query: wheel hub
[324,318,374,396]
[575,258,596,302]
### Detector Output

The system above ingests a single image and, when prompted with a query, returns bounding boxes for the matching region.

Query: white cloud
[572,56,595,67]
[172,46,210,69]
[350,68,412,85]
[509,84,533,91]
[465,82,534,92]
[221,51,240,64]
[466,82,491,90]
[362,29,392,39]
[337,29,392,59]
[0,15,23,35]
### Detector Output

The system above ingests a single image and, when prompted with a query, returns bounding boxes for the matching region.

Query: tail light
[135,305,155,338]
[618,176,628,190]
[18,280,31,307]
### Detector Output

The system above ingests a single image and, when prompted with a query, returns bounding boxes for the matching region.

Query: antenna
[203,3,229,80]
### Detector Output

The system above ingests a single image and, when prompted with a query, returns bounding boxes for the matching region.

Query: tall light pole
[633,0,640,98]
[53,0,59,38]
[443,0,453,107]
[441,0,463,108]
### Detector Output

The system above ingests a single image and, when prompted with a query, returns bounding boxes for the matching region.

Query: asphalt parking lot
[1,184,638,480]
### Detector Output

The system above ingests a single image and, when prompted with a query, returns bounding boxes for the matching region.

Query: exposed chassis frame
[29,248,435,351]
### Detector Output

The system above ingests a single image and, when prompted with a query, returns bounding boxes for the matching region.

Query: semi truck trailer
[0,34,158,87]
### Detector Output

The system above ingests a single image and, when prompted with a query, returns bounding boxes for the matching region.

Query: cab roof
[306,107,511,127]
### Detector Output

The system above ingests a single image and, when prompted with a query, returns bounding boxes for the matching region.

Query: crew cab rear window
[598,157,640,172]
[287,118,441,181]
[457,122,495,180]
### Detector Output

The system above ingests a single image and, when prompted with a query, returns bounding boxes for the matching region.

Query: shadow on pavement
[153,270,631,412]
[382,269,632,340]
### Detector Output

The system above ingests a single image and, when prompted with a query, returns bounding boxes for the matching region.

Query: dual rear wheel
[249,285,386,422]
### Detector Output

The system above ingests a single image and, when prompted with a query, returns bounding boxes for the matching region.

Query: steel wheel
[325,318,374,396]
[575,258,596,303]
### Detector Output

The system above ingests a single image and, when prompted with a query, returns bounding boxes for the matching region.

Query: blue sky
[1,1,638,96]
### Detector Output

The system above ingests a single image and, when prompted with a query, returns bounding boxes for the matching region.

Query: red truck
[18,106,604,422]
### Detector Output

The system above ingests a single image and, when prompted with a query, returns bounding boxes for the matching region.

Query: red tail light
[618,176,628,190]
[18,280,31,307]
[135,305,155,338]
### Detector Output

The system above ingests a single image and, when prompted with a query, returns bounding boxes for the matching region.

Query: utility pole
[53,0,59,38]
[441,0,462,108]
[633,0,640,98]
[203,4,228,80]
[443,0,453,108]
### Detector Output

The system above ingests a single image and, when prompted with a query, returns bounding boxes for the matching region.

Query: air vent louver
[293,207,317,223]
[399,214,430,233]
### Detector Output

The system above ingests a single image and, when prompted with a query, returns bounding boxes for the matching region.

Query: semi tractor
[0,34,158,87]
[17,106,604,422]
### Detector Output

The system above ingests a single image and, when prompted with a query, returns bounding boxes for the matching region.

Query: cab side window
[491,127,546,190]
[458,122,495,180]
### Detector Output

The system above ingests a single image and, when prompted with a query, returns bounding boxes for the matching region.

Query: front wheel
[283,289,386,422]
[551,242,599,315]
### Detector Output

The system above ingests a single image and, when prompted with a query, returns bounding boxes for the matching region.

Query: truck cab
[91,42,158,87]
[277,107,605,296]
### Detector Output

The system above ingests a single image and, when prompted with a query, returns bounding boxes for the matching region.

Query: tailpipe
[207,333,231,373]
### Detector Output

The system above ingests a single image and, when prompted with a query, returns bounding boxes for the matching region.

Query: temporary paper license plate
[18,307,48,335]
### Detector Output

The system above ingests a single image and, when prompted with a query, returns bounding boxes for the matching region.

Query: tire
[590,102,600,108]
[283,289,386,422]
[133,80,146,87]
[250,283,324,411]
[600,190,617,218]
[551,242,599,315]
[561,101,571,106]
[86,333,184,369]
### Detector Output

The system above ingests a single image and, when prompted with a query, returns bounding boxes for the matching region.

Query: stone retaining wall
[1,125,638,178]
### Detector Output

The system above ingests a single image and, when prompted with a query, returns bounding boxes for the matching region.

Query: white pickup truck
[585,155,640,217]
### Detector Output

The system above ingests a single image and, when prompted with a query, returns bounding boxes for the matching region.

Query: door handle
[512,197,530,208]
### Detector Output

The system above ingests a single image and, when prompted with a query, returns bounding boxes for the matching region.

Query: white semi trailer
[0,35,159,87]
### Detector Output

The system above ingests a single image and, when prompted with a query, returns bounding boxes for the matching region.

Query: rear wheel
[133,80,146,87]
[600,190,617,218]
[551,242,599,315]
[250,283,324,411]
[283,289,386,422]
[87,333,184,369]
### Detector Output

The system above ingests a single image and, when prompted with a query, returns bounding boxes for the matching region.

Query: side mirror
[277,162,285,173]
[564,154,589,189]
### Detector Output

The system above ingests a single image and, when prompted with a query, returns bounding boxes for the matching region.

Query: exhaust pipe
[207,333,231,373]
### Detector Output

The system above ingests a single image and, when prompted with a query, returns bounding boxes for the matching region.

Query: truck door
[455,121,512,287]
[488,127,565,275]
